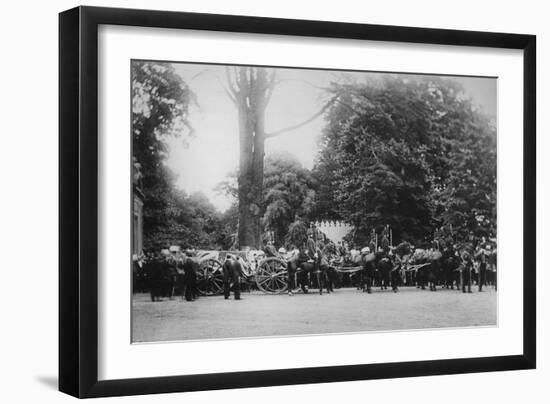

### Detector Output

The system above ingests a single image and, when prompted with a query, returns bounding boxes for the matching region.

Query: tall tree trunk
[224,66,332,249]
[235,68,267,249]
[236,103,265,249]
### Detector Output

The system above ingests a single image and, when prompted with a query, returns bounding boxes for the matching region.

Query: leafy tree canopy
[132,61,195,249]
[261,152,317,246]
[314,75,496,246]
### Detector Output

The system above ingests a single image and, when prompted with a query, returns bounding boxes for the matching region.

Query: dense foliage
[314,75,496,246]
[261,152,317,245]
[216,152,317,248]
[134,64,496,251]
[132,61,194,250]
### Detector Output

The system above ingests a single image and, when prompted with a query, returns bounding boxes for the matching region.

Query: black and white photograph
[1,0,545,401]
[131,61,497,343]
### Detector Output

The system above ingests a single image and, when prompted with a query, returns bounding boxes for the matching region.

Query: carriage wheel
[255,257,288,294]
[197,259,224,296]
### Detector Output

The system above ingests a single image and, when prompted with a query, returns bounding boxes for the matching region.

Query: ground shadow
[36,375,58,390]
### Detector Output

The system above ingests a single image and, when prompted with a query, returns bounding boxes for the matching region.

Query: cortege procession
[133,223,497,302]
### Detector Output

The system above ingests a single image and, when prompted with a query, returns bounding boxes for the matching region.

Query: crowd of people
[133,224,497,302]
[267,224,497,296]
[133,248,200,302]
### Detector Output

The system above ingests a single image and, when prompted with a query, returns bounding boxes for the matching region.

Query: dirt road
[132,286,497,343]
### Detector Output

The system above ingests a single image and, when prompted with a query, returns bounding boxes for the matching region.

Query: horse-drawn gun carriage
[196,248,366,296]
[194,243,451,297]
[196,250,289,295]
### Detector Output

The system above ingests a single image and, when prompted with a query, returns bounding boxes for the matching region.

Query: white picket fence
[314,220,353,244]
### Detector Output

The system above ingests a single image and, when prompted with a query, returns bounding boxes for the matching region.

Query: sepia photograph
[131,60,497,343]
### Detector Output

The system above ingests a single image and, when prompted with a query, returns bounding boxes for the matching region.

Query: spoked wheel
[255,257,288,294]
[197,259,224,296]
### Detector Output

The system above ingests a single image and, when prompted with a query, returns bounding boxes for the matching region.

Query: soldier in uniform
[376,247,392,290]
[331,241,343,287]
[324,238,337,257]
[302,230,318,289]
[380,231,390,255]
[336,240,348,286]
[309,222,319,241]
[316,234,333,293]
[337,241,347,258]
[488,246,497,290]
[324,240,338,292]
[307,231,318,272]
[264,240,278,257]
[426,240,441,291]
[286,245,300,296]
[441,241,457,289]
[174,252,186,299]
[461,250,473,293]
[476,246,488,291]
[391,249,403,292]
[368,239,376,256]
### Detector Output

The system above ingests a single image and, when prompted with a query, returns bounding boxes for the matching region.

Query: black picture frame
[59,5,536,398]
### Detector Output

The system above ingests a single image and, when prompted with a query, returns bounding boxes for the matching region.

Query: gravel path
[132,286,497,343]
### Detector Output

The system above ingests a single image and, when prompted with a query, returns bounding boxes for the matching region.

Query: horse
[360,252,376,293]
[410,249,443,291]
[441,247,459,289]
[376,253,393,290]
[359,251,398,293]
[427,259,442,291]
[287,249,332,295]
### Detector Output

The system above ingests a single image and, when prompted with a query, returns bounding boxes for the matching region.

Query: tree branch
[194,68,238,105]
[265,95,339,139]
[334,98,363,115]
[223,86,238,105]
[225,66,240,97]
[263,70,277,107]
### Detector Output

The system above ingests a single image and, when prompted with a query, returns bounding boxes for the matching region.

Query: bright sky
[165,63,496,212]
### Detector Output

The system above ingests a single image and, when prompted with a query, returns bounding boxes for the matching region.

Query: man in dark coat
[476,247,488,291]
[165,255,179,299]
[146,253,164,302]
[442,242,457,289]
[132,254,146,293]
[223,256,243,300]
[181,250,198,301]
[461,250,473,293]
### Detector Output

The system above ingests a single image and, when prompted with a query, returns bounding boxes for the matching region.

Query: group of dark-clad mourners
[133,249,200,302]
[133,225,497,302]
